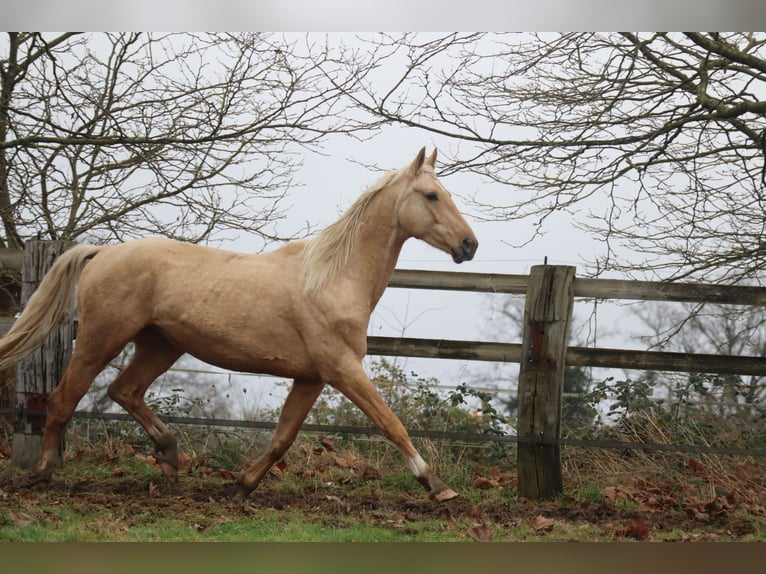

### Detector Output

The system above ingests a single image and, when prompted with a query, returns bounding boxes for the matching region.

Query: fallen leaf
[178,451,192,471]
[135,453,157,466]
[320,435,337,452]
[241,503,258,515]
[684,458,705,474]
[603,485,637,504]
[148,481,160,498]
[618,518,650,541]
[528,515,555,533]
[467,523,493,541]
[324,495,351,513]
[275,459,288,474]
[736,462,762,482]
[473,476,498,490]
[332,450,363,469]
[464,505,484,520]
[217,469,236,480]
[112,467,125,477]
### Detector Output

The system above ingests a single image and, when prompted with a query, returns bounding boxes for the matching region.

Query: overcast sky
[5,12,758,416]
[3,1,765,31]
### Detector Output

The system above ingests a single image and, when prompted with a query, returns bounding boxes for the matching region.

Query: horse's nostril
[462,236,477,255]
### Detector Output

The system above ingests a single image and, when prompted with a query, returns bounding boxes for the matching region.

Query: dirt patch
[1,444,764,541]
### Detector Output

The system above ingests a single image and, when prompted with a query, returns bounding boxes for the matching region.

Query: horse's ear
[426,148,437,167]
[408,147,427,176]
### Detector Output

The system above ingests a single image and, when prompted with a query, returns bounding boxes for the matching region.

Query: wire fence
[3,407,764,459]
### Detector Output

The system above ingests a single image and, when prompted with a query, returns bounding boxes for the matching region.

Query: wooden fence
[5,242,766,500]
[375,266,766,499]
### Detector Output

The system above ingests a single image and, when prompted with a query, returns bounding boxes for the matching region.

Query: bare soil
[1,442,764,541]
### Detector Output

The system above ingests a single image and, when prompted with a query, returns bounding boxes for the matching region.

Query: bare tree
[334,33,766,284]
[634,301,766,418]
[0,32,364,249]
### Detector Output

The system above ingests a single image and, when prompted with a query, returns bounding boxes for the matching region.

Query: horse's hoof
[431,487,459,502]
[220,483,246,499]
[158,462,179,484]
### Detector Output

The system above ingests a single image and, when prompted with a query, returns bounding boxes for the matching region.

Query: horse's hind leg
[35,340,124,480]
[106,328,183,483]
[235,379,324,498]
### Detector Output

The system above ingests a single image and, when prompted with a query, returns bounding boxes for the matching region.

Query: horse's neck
[345,190,407,309]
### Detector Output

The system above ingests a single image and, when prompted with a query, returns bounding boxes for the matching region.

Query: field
[1,430,764,542]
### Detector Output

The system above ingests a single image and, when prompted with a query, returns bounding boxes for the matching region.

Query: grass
[1,422,765,542]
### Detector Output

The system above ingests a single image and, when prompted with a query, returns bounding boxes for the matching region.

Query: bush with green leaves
[581,374,766,451]
[305,359,512,462]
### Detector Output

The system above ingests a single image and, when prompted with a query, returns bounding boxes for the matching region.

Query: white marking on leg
[407,454,429,477]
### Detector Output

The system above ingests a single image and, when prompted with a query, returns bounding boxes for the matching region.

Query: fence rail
[385,268,766,378]
[4,407,763,459]
[6,244,766,500]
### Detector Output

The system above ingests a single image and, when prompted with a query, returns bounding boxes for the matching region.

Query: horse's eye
[425,192,439,202]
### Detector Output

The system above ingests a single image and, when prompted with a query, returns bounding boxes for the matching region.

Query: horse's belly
[155,322,318,380]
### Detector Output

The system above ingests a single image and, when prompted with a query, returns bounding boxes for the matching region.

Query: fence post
[11,240,76,470]
[517,264,575,499]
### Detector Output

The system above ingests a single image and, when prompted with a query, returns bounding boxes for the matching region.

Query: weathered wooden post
[11,240,76,469]
[0,248,23,431]
[517,264,575,499]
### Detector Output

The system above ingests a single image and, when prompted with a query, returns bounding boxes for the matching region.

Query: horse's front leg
[327,359,458,502]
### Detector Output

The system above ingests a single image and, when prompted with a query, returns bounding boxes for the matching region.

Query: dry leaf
[603,485,637,504]
[332,450,363,469]
[148,481,160,498]
[275,459,288,474]
[324,495,351,513]
[528,515,555,533]
[320,435,337,452]
[465,505,484,519]
[619,518,650,541]
[135,453,157,466]
[472,476,497,490]
[684,458,705,474]
[178,451,192,471]
[467,523,492,541]
[216,468,236,480]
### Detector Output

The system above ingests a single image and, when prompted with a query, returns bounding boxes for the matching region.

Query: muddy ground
[1,444,763,541]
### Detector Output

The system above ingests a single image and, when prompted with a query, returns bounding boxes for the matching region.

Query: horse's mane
[302,169,402,294]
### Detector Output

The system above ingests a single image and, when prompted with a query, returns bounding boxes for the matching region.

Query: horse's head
[396,148,478,263]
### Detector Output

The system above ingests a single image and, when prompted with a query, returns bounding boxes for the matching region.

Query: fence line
[4,407,763,459]
[7,245,766,499]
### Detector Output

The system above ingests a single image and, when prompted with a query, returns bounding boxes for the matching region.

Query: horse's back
[75,237,317,377]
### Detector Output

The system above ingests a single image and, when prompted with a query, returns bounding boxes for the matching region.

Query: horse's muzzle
[451,236,478,263]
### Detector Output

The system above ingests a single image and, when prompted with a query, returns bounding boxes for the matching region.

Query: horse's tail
[0,244,104,371]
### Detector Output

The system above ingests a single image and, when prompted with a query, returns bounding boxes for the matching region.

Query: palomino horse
[0,148,477,502]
